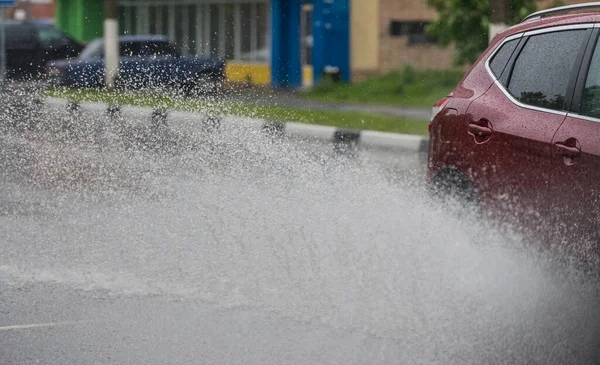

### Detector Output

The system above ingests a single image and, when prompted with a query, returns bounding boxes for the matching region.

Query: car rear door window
[78,39,103,59]
[581,39,600,119]
[507,30,588,111]
[489,38,519,78]
[120,42,144,57]
[143,41,179,57]
[6,25,37,49]
[38,26,65,48]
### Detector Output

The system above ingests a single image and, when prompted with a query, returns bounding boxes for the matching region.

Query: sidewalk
[223,87,432,121]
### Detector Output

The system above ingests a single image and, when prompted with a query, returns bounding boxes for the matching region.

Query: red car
[427,3,600,263]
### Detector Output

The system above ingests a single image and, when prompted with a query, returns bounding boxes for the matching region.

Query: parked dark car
[45,35,226,94]
[427,3,600,266]
[3,20,84,80]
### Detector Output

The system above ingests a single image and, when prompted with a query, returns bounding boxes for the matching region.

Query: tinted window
[120,42,143,57]
[143,41,179,57]
[79,39,103,59]
[507,30,588,111]
[490,38,518,78]
[79,40,152,59]
[38,26,66,48]
[581,40,600,119]
[6,25,37,49]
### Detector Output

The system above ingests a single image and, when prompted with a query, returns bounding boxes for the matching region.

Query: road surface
[0,104,599,364]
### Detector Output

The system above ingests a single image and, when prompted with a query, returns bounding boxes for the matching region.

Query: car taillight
[429,97,450,134]
[431,98,450,122]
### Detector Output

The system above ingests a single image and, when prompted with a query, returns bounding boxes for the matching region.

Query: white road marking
[0,320,88,331]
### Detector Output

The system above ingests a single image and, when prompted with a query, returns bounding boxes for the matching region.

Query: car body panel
[428,14,600,263]
[547,114,600,253]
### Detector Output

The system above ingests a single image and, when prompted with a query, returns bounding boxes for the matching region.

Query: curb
[44,97,429,153]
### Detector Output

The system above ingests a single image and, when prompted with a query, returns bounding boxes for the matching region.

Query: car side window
[38,26,67,48]
[507,30,588,111]
[78,39,103,59]
[143,41,179,57]
[580,39,600,119]
[489,38,518,79]
[120,42,144,57]
[6,25,37,49]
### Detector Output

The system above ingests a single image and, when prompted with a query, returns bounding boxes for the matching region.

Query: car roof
[497,13,600,40]
[86,34,169,44]
[119,35,169,43]
[0,20,38,27]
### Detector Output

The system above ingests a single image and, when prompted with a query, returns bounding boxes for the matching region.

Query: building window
[389,20,435,46]
[119,0,270,62]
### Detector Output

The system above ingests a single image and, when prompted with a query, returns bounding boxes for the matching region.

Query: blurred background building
[3,0,589,88]
[8,0,54,21]
[16,0,456,88]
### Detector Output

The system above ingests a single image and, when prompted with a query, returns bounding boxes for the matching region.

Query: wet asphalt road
[0,103,432,364]
[1,95,599,365]
[1,281,425,365]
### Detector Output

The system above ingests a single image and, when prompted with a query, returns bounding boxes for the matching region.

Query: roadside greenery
[426,0,565,65]
[45,87,428,136]
[304,66,464,107]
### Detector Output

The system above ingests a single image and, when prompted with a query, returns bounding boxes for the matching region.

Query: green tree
[426,0,539,66]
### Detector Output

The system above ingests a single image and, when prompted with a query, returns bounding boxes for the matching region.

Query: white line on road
[0,320,89,331]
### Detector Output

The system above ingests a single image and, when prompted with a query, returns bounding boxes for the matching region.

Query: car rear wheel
[428,168,480,216]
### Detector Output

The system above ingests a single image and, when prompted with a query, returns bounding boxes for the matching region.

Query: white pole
[489,23,508,44]
[104,0,119,89]
[0,7,6,85]
[489,0,509,44]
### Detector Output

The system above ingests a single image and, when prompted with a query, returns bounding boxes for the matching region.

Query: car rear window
[38,26,66,48]
[79,39,103,59]
[6,25,37,49]
[507,30,588,111]
[143,41,179,57]
[120,42,144,57]
[489,38,519,79]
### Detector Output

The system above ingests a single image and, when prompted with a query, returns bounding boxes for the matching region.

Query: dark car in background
[3,20,84,80]
[46,35,226,95]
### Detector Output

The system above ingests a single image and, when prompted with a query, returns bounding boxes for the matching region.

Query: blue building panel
[312,0,350,84]
[271,0,303,88]
[271,0,350,88]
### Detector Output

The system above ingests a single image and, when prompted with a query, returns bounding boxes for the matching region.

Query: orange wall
[10,0,55,20]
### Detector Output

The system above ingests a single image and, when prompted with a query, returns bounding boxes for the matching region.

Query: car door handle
[467,124,492,137]
[555,143,581,158]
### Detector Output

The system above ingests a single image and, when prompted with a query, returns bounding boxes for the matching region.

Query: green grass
[45,87,428,136]
[304,66,465,108]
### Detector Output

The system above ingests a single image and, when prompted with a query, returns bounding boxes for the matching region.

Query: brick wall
[375,0,595,73]
[9,0,55,20]
[378,0,455,72]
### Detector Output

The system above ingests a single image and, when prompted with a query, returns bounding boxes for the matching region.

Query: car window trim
[488,37,522,80]
[564,28,595,111]
[499,36,526,87]
[485,23,596,116]
[484,32,523,80]
[570,29,600,114]
[566,112,600,123]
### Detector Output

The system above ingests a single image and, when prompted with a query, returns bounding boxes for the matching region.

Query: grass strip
[45,87,428,136]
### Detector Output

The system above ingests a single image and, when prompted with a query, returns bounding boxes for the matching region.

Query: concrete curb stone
[42,98,430,153]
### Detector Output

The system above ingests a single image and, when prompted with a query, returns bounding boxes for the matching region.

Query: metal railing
[522,2,600,23]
